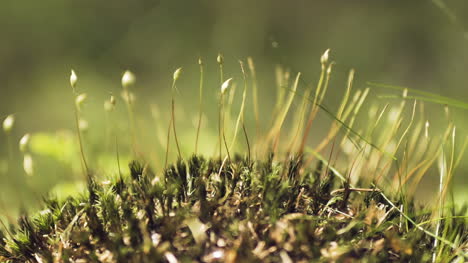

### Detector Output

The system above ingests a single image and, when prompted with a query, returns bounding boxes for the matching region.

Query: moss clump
[1,154,465,262]
[1,51,467,262]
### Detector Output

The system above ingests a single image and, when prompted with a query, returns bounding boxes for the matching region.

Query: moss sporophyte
[0,51,467,262]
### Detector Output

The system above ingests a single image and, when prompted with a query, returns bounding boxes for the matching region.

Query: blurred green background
[0,0,467,213]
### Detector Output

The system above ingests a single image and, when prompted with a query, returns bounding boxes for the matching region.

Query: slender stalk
[124,89,137,155]
[247,57,260,144]
[115,136,122,179]
[224,83,236,134]
[390,100,417,184]
[217,53,224,86]
[217,55,224,160]
[219,78,233,160]
[433,150,446,263]
[6,133,13,166]
[223,131,231,162]
[339,88,370,149]
[163,70,183,170]
[122,70,137,155]
[164,116,172,169]
[2,115,15,170]
[452,135,468,171]
[73,104,89,176]
[229,60,248,152]
[219,93,224,160]
[407,123,453,195]
[286,88,311,154]
[70,70,89,177]
[298,53,330,154]
[272,65,287,121]
[104,95,116,152]
[242,122,251,163]
[171,97,182,159]
[171,68,183,160]
[267,72,300,152]
[105,110,111,150]
[314,69,354,154]
[324,138,337,179]
[442,126,456,198]
[195,58,204,154]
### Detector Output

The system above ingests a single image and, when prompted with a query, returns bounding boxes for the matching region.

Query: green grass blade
[377,95,468,110]
[368,82,468,110]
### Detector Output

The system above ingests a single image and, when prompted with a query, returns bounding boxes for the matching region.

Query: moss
[0,154,465,262]
[1,51,467,262]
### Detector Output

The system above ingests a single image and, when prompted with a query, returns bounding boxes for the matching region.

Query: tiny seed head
[122,70,136,88]
[321,49,330,65]
[217,53,224,65]
[70,70,78,89]
[221,78,233,94]
[173,68,182,81]
[2,114,14,133]
[19,133,30,153]
[425,121,430,138]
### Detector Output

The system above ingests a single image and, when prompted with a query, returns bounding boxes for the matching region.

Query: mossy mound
[0,155,466,262]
